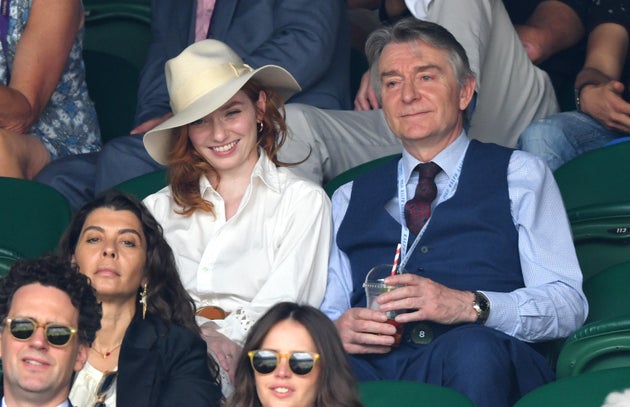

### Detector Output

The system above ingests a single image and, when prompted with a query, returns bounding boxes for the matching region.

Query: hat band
[170,62,254,113]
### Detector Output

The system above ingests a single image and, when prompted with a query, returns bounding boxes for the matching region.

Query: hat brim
[144,65,300,165]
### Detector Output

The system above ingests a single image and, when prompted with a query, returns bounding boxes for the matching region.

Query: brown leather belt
[196,306,230,320]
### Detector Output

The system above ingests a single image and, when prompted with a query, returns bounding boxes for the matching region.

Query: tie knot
[417,162,441,179]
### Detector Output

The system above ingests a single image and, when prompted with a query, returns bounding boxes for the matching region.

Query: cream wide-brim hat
[143,39,301,165]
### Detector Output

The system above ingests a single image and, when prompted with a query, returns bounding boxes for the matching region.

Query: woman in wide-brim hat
[142,39,332,395]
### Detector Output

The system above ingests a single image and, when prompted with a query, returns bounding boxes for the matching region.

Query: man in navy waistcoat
[320,18,588,407]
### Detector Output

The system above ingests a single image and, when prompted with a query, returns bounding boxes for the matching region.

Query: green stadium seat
[358,380,475,407]
[83,2,151,143]
[554,142,630,280]
[323,154,400,197]
[113,169,168,200]
[514,367,630,407]
[0,177,72,259]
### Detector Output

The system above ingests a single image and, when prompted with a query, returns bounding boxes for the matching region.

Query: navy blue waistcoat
[338,140,524,309]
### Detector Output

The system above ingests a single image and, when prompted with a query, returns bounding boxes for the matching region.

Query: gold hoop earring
[140,283,148,320]
[257,121,264,135]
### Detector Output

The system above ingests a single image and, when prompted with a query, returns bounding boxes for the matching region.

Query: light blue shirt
[321,133,588,343]
[2,396,70,407]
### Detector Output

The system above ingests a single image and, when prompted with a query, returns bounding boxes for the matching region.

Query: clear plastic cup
[363,264,406,346]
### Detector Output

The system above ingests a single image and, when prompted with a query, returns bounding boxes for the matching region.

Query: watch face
[478,296,489,311]
[474,292,490,324]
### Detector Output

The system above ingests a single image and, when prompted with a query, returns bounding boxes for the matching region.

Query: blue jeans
[517,111,626,171]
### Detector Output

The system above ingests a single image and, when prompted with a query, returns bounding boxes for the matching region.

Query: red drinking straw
[390,243,402,276]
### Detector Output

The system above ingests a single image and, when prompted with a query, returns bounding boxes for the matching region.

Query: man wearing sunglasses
[0,255,101,407]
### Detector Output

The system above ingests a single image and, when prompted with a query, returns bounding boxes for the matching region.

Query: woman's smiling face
[254,319,320,407]
[187,90,266,177]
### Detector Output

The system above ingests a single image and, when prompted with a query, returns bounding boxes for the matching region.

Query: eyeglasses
[4,317,77,347]
[94,371,118,407]
[248,349,320,376]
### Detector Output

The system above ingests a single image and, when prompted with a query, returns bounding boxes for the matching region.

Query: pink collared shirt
[195,0,216,41]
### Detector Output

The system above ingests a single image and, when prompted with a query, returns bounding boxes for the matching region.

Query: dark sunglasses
[248,349,320,375]
[94,371,118,407]
[5,317,77,347]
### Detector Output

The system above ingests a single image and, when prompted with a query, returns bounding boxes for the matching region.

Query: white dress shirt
[69,362,116,407]
[144,152,332,344]
[321,133,588,342]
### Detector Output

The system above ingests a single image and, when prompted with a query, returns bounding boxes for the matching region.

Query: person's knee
[95,135,163,192]
[518,118,568,152]
[441,327,512,377]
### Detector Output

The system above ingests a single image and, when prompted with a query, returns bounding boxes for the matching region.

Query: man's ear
[459,76,477,112]
[74,343,89,372]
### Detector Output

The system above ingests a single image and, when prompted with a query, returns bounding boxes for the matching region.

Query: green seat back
[567,202,630,281]
[83,3,151,143]
[0,247,22,277]
[554,142,630,211]
[554,142,630,280]
[0,178,72,259]
[556,316,630,378]
[583,262,630,324]
[515,367,630,406]
[324,154,400,197]
[113,169,168,200]
[359,380,474,407]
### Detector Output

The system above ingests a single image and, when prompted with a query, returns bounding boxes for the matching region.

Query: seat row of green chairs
[82,1,151,144]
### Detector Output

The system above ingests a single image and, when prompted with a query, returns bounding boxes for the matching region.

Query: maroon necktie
[404,162,442,235]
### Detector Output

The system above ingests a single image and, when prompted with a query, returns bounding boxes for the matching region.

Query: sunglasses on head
[4,317,77,347]
[248,349,320,375]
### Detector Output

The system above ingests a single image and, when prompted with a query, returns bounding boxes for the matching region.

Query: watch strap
[574,82,597,112]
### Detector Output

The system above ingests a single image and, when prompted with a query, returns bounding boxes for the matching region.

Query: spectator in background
[0,0,100,179]
[141,40,331,395]
[0,255,101,407]
[36,0,349,210]
[519,0,630,171]
[227,302,363,407]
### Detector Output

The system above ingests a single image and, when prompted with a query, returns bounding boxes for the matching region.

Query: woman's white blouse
[69,362,117,407]
[143,153,332,344]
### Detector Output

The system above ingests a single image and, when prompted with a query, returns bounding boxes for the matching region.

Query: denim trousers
[517,111,626,171]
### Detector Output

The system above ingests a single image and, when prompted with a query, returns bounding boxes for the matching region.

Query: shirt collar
[2,396,71,407]
[198,150,282,197]
[401,131,469,183]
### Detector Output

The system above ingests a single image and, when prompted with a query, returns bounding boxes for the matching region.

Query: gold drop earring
[140,283,148,319]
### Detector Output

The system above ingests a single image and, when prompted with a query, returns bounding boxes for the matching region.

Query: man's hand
[130,112,173,135]
[378,273,478,325]
[334,307,397,354]
[581,81,630,134]
[200,321,242,382]
[354,71,381,111]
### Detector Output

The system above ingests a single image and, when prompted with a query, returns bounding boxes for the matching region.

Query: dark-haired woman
[58,190,222,406]
[227,302,363,407]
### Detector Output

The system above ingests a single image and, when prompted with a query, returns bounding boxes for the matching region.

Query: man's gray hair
[366,18,475,100]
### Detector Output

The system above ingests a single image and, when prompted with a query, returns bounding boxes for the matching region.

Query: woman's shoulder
[275,166,329,199]
[142,185,179,217]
